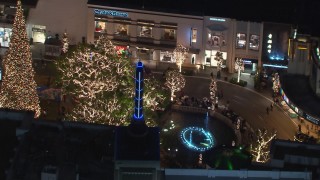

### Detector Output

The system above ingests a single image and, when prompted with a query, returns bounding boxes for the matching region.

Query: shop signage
[94,9,128,17]
[209,18,226,22]
[305,114,320,125]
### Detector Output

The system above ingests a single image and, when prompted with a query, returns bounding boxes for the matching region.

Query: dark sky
[89,0,320,36]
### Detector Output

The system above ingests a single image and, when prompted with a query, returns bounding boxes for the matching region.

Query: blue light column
[133,61,144,122]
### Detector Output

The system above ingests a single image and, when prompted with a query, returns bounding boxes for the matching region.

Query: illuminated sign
[209,18,226,22]
[305,114,320,125]
[94,9,128,17]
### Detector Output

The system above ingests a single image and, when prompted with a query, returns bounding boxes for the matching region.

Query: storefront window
[236,33,246,49]
[205,50,227,66]
[163,28,176,40]
[249,34,260,50]
[115,24,128,36]
[191,28,197,43]
[207,31,226,47]
[139,26,152,37]
[160,51,173,62]
[32,25,46,43]
[0,27,12,47]
[95,21,106,33]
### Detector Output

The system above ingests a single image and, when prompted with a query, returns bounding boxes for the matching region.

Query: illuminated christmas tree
[235,58,244,83]
[164,69,185,101]
[173,43,188,72]
[250,129,277,163]
[62,32,69,53]
[0,0,41,117]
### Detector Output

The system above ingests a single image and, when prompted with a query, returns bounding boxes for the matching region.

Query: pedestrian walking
[270,103,273,111]
[266,107,269,114]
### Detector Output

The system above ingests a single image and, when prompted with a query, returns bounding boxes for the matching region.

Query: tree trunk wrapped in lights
[62,32,69,53]
[235,58,244,83]
[164,69,186,101]
[209,77,218,110]
[173,43,188,72]
[272,72,280,94]
[250,129,277,163]
[214,51,223,73]
[0,0,41,117]
[56,36,169,126]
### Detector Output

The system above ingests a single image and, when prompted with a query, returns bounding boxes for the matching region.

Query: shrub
[229,77,247,87]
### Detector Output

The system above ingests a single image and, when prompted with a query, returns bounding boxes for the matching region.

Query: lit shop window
[114,24,128,36]
[139,26,152,37]
[249,34,260,51]
[236,33,246,49]
[160,51,173,62]
[208,31,226,47]
[191,28,197,43]
[163,29,176,40]
[95,21,106,33]
[0,27,12,47]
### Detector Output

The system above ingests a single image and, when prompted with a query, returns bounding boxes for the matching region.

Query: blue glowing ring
[180,126,215,152]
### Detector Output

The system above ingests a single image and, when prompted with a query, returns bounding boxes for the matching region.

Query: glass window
[207,31,226,47]
[139,26,152,37]
[115,24,128,36]
[0,27,12,47]
[160,51,173,62]
[249,34,260,50]
[191,28,197,43]
[163,29,176,40]
[236,33,246,49]
[95,21,106,33]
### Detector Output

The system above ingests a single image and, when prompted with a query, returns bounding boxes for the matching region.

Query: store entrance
[243,59,257,74]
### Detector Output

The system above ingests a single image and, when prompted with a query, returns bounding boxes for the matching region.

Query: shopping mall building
[1,0,318,115]
[1,0,267,74]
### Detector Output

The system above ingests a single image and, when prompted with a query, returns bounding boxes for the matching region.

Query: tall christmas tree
[0,0,41,117]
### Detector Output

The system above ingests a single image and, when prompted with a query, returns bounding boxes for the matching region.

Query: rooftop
[8,121,115,180]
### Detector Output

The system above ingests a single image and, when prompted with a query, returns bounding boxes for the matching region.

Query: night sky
[89,0,320,36]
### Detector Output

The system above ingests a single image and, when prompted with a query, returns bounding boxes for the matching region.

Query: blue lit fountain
[180,112,215,152]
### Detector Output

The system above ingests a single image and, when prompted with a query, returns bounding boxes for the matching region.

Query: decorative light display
[56,35,168,126]
[234,58,244,83]
[62,32,69,53]
[180,126,215,152]
[250,129,277,163]
[133,61,144,121]
[214,51,224,72]
[164,69,186,101]
[209,78,218,110]
[0,0,41,118]
[172,43,188,72]
[272,73,280,94]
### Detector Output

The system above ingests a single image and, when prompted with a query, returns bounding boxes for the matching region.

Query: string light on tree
[235,58,244,83]
[173,43,188,72]
[272,73,280,94]
[209,77,218,110]
[250,129,277,163]
[164,69,185,101]
[214,51,223,73]
[62,32,69,53]
[56,35,168,126]
[0,0,41,117]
